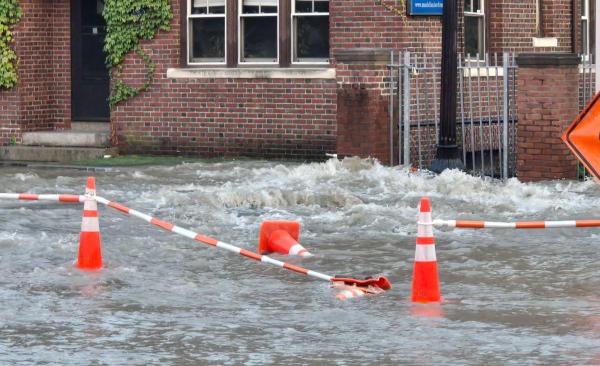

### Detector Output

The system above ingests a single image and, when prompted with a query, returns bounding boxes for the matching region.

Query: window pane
[315,1,329,12]
[242,17,278,62]
[582,0,586,16]
[191,18,225,62]
[582,20,589,54]
[464,16,483,57]
[296,0,312,12]
[262,6,277,13]
[243,5,260,13]
[243,0,278,13]
[294,16,329,61]
[473,0,481,12]
[208,6,225,14]
[464,0,471,12]
[192,0,207,14]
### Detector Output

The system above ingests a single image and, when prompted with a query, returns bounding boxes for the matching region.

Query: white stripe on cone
[415,244,437,262]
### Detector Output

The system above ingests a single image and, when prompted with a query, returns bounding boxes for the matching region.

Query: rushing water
[1,158,600,365]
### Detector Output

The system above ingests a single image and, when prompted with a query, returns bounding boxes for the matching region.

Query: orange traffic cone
[411,197,441,303]
[77,177,103,270]
[258,221,312,257]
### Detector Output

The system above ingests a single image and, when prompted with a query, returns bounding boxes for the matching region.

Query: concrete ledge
[22,131,109,148]
[167,68,336,79]
[0,146,115,163]
[334,49,390,65]
[516,53,580,67]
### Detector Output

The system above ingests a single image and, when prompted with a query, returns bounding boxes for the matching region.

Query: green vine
[0,0,22,89]
[376,0,407,19]
[103,0,172,108]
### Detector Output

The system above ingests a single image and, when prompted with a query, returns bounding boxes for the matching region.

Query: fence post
[403,51,411,166]
[389,51,395,165]
[502,53,509,180]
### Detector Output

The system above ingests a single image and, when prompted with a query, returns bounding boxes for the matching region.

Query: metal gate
[387,52,518,179]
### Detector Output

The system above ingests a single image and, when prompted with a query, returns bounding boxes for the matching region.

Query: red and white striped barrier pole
[93,195,392,292]
[0,193,84,203]
[433,219,600,229]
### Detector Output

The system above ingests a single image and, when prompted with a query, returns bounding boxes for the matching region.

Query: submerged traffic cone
[411,197,440,303]
[258,221,312,257]
[77,177,103,270]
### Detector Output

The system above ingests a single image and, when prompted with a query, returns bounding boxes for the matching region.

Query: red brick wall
[336,64,391,164]
[489,0,574,54]
[0,89,20,145]
[0,0,71,145]
[50,0,71,130]
[516,59,579,182]
[111,0,337,159]
[330,0,442,58]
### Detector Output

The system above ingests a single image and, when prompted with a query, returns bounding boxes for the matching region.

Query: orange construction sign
[562,92,600,181]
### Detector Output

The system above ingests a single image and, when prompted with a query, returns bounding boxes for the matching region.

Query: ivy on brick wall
[103,0,172,108]
[0,0,22,89]
[376,0,407,19]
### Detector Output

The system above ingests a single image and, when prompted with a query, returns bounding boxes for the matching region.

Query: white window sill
[167,67,336,79]
[462,67,504,77]
[532,37,558,48]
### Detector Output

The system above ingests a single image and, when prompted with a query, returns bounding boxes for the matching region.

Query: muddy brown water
[1,158,600,365]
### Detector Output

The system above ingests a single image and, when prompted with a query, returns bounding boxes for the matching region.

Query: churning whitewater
[1,158,600,365]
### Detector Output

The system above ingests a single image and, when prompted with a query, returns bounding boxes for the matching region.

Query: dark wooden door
[71,0,110,121]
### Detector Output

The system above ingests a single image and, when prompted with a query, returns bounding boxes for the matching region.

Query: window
[240,0,279,64]
[185,0,330,66]
[292,0,330,63]
[464,0,485,58]
[189,0,227,64]
[582,0,596,56]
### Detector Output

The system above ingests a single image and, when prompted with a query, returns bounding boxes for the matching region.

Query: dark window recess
[314,1,329,12]
[294,16,329,61]
[242,17,277,62]
[209,5,225,13]
[191,18,225,62]
[464,16,484,56]
[296,0,312,12]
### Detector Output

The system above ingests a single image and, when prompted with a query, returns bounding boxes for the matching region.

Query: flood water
[1,158,600,365]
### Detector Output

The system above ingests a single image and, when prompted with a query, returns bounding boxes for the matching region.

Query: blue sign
[407,0,443,16]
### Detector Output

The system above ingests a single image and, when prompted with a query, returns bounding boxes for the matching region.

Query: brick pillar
[515,53,580,182]
[335,49,392,165]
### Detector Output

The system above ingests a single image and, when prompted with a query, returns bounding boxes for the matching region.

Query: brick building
[0,0,594,179]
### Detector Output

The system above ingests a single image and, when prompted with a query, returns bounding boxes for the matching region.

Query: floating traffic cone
[411,197,440,303]
[77,177,103,270]
[258,221,312,257]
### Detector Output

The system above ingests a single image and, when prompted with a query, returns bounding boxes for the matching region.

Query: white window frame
[582,0,592,56]
[464,0,486,59]
[238,0,280,65]
[291,0,330,65]
[188,0,227,66]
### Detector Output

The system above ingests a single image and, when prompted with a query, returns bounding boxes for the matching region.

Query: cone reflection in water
[411,197,440,303]
[77,177,103,270]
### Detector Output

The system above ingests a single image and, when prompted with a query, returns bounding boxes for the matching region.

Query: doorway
[71,0,110,122]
